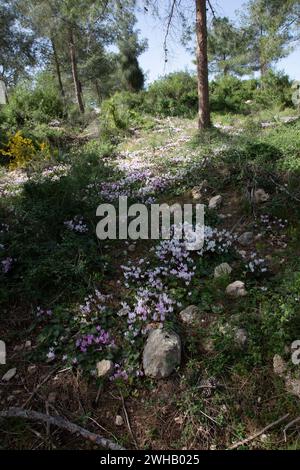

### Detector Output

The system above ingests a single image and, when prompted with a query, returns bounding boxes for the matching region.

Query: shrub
[143,72,198,117]
[0,131,50,169]
[210,75,257,113]
[255,71,293,109]
[99,92,152,142]
[1,72,64,130]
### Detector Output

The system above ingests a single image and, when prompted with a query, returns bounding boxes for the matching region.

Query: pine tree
[116,4,147,92]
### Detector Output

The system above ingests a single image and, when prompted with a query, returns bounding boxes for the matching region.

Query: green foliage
[143,72,198,118]
[1,73,64,130]
[210,75,257,113]
[261,269,300,354]
[208,17,250,76]
[255,70,293,108]
[99,91,152,142]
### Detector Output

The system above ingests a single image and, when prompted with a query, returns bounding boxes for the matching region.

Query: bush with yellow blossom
[0,131,50,169]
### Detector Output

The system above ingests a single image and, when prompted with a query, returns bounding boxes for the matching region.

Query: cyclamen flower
[1,257,13,273]
[64,216,88,233]
[76,327,114,353]
[47,347,55,361]
[36,307,53,318]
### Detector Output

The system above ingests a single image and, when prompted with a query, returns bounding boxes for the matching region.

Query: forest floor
[1,111,300,450]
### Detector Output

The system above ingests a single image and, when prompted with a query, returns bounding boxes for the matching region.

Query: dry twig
[0,407,125,451]
[228,414,289,450]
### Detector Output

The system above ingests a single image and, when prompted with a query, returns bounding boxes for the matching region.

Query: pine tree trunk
[51,37,65,98]
[195,0,210,129]
[95,79,101,105]
[68,28,85,114]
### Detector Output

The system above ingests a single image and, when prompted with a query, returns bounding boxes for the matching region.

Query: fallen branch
[227,413,289,450]
[0,407,125,451]
[283,416,300,442]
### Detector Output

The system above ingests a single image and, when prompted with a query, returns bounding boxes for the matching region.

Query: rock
[209,195,222,210]
[273,354,287,377]
[143,329,181,379]
[214,263,232,278]
[234,328,248,347]
[27,365,37,375]
[191,187,202,200]
[25,340,32,349]
[226,281,247,298]
[115,415,124,426]
[2,368,17,382]
[273,355,300,399]
[179,305,199,324]
[128,244,136,253]
[254,189,270,204]
[285,376,300,399]
[238,232,254,246]
[96,359,114,378]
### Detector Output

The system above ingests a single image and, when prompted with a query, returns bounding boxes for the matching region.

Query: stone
[115,415,124,426]
[191,187,202,200]
[209,195,222,210]
[25,340,32,349]
[96,359,114,378]
[2,368,17,382]
[238,232,254,246]
[143,329,181,379]
[179,305,199,324]
[273,354,287,377]
[234,328,248,347]
[226,281,247,298]
[254,189,270,204]
[285,376,300,399]
[27,365,37,375]
[128,244,136,253]
[214,263,232,278]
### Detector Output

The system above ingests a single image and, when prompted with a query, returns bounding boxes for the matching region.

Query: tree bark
[68,28,85,114]
[95,79,101,104]
[195,0,210,129]
[51,37,65,99]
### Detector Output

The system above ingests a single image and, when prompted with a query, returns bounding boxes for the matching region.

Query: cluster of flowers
[76,326,115,353]
[0,170,28,198]
[200,226,236,255]
[109,363,129,381]
[78,289,112,322]
[38,164,71,182]
[36,306,53,318]
[0,223,9,233]
[64,216,88,233]
[121,225,235,334]
[259,214,288,231]
[246,252,268,274]
[1,257,13,274]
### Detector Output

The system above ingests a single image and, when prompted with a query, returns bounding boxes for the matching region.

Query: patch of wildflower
[246,252,268,274]
[64,216,88,233]
[36,307,53,318]
[1,257,13,273]
[76,326,115,353]
[110,363,129,381]
[259,214,288,232]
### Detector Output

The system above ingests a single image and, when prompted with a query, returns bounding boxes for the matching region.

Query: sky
[136,0,300,84]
